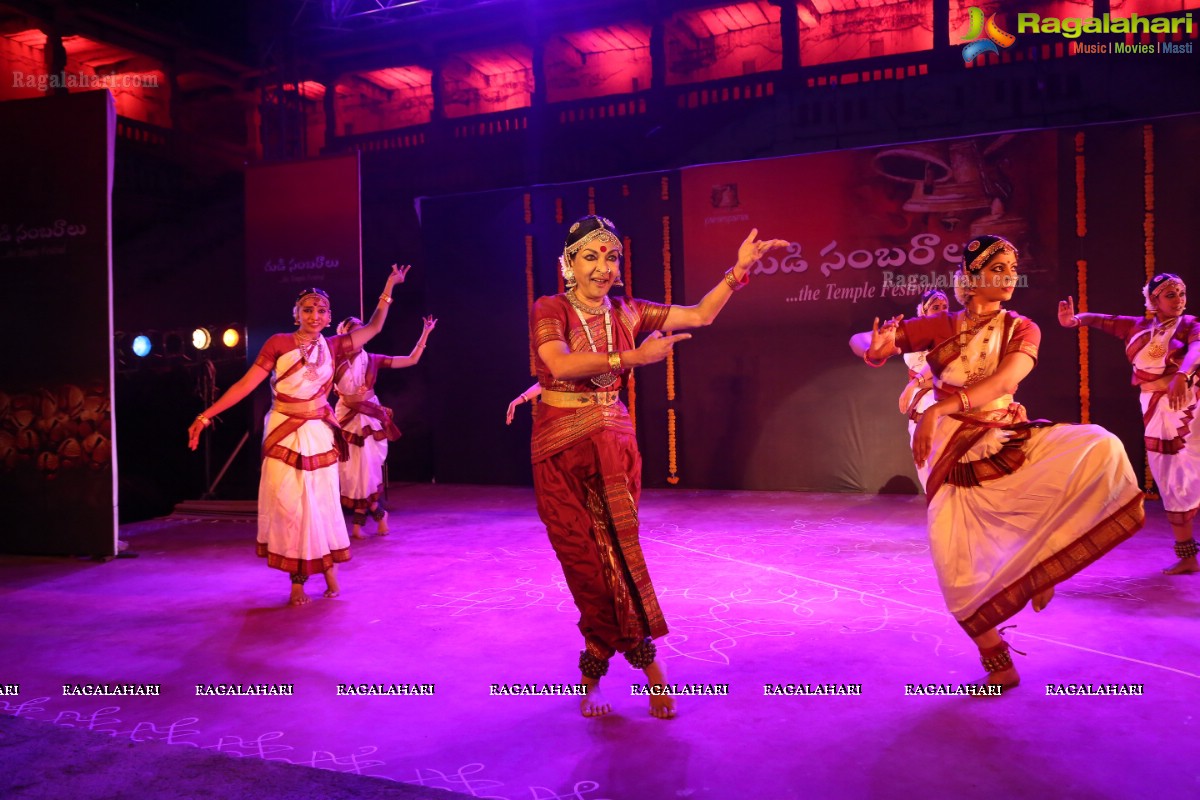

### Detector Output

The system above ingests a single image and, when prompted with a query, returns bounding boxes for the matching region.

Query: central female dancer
[530,215,786,718]
[851,235,1144,688]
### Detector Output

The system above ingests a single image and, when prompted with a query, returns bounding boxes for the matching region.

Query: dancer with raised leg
[851,236,1144,688]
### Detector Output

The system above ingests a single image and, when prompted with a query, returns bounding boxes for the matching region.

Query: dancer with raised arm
[1058,274,1200,574]
[188,266,404,606]
[530,215,786,718]
[334,313,437,538]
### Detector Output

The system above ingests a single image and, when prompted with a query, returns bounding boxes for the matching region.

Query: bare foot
[350,523,365,540]
[1033,586,1055,612]
[579,676,612,718]
[323,566,340,598]
[375,510,389,536]
[288,584,310,607]
[1164,556,1199,575]
[642,659,677,720]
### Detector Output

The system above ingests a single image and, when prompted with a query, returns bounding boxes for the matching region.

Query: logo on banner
[960,8,1016,64]
[710,184,740,209]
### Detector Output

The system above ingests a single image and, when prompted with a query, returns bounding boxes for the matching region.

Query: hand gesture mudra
[422,315,437,331]
[868,314,903,359]
[734,228,791,273]
[637,330,692,366]
[1057,296,1078,328]
[388,264,413,286]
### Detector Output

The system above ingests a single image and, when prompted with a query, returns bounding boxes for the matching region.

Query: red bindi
[600,245,607,252]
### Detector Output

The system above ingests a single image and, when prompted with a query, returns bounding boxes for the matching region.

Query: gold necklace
[1146,317,1175,360]
[294,333,324,380]
[566,290,611,316]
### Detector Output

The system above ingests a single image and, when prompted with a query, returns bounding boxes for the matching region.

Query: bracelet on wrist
[195,414,210,427]
[863,352,886,368]
[379,294,393,305]
[958,390,972,412]
[607,351,624,372]
[723,268,749,292]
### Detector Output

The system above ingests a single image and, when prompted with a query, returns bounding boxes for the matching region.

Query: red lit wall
[666,6,783,85]
[0,34,48,102]
[801,1,933,66]
[545,34,651,103]
[0,32,169,127]
[340,73,433,135]
[441,48,533,118]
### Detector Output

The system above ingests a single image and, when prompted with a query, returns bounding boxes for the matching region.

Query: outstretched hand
[422,315,437,331]
[637,330,692,366]
[387,263,412,287]
[1057,296,1078,328]
[868,314,903,359]
[734,228,791,273]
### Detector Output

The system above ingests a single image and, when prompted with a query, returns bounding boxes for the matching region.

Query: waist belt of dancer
[272,397,332,417]
[540,390,620,408]
[1135,370,1176,392]
[933,385,1014,414]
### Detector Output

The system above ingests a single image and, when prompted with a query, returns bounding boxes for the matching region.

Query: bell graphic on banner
[874,141,992,229]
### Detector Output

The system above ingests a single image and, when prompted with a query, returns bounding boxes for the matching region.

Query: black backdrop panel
[0,91,116,556]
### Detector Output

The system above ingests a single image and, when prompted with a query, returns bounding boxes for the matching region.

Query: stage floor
[2,484,1198,800]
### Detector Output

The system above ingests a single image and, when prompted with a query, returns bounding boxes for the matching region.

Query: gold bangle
[958,390,972,412]
[723,268,748,292]
[379,294,393,305]
[195,414,210,427]
[608,351,623,372]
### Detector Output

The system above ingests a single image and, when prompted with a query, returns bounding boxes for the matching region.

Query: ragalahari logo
[960,8,1017,63]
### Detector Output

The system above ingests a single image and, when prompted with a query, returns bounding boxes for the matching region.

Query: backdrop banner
[244,153,363,441]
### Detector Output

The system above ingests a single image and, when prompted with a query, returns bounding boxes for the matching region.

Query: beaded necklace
[567,292,618,389]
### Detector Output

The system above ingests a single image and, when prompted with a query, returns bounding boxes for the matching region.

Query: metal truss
[323,0,517,28]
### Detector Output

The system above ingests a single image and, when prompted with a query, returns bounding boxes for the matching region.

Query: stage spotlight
[222,327,241,348]
[192,327,212,351]
[132,335,152,357]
